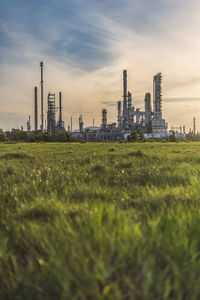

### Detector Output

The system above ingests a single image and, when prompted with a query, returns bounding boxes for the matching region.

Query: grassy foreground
[1,142,200,299]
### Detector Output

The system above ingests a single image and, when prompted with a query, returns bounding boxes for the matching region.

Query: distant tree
[29,131,74,142]
[138,132,144,141]
[127,131,138,142]
[168,131,176,142]
[0,129,74,143]
[28,130,44,142]
[4,129,28,141]
[0,130,5,142]
[52,132,73,142]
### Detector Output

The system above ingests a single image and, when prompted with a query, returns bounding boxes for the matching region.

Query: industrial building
[116,70,168,138]
[30,62,169,140]
[73,70,168,141]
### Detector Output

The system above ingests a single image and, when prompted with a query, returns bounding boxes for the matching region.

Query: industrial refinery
[73,70,168,140]
[29,62,170,140]
[29,62,65,135]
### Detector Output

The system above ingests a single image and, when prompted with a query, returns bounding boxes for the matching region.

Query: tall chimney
[59,92,62,124]
[40,61,44,131]
[123,70,128,127]
[34,87,38,131]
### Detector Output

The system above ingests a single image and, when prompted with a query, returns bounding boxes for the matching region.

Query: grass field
[1,142,200,299]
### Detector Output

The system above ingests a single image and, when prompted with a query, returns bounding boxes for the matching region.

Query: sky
[1,0,200,131]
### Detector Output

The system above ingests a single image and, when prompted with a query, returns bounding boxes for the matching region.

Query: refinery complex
[25,62,182,140]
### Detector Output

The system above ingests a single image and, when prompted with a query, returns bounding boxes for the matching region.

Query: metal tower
[102,109,107,130]
[123,70,128,128]
[153,72,162,115]
[47,93,56,135]
[57,92,65,131]
[40,61,44,131]
[117,101,122,128]
[34,87,38,131]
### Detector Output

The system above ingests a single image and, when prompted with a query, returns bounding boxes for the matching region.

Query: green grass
[1,142,200,299]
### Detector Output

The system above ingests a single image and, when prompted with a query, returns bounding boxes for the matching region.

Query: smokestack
[59,92,62,124]
[40,61,44,131]
[34,87,38,131]
[123,70,127,121]
[71,116,73,131]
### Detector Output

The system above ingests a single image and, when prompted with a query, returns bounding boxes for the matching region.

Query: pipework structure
[72,69,168,141]
[30,62,170,140]
[116,70,167,137]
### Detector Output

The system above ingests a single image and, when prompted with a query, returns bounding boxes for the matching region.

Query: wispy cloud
[165,97,200,103]
[101,101,116,107]
[1,0,200,130]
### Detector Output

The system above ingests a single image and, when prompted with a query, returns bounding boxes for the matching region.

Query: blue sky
[1,0,200,130]
[0,0,181,69]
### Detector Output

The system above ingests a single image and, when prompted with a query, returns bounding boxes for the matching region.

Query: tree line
[0,129,73,142]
